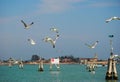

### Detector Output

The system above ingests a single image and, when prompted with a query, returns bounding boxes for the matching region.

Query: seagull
[50,27,59,33]
[28,38,36,45]
[106,16,120,23]
[43,35,59,48]
[21,20,34,29]
[85,41,99,49]
[110,54,119,59]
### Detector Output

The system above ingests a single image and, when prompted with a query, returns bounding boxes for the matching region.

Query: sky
[0,0,120,60]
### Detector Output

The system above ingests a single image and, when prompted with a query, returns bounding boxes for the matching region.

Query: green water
[0,64,120,82]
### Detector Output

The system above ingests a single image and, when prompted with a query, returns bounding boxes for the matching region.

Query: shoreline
[0,62,109,66]
[0,62,80,66]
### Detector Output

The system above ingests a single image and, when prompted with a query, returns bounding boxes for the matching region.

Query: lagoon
[0,64,120,82]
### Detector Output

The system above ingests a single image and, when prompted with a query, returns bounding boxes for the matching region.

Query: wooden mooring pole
[105,53,118,80]
[106,35,118,80]
[38,60,44,72]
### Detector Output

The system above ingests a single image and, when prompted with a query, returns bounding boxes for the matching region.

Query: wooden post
[112,59,118,80]
[105,53,118,80]
[106,35,118,80]
[38,60,44,72]
[105,58,113,80]
[8,61,12,68]
[19,61,24,69]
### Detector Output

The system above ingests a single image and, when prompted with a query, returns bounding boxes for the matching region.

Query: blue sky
[0,0,120,60]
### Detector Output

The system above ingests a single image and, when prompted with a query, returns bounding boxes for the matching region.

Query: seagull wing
[54,28,59,33]
[106,18,112,23]
[116,17,120,20]
[47,38,55,48]
[21,20,27,27]
[31,39,36,45]
[44,37,55,48]
[50,28,59,33]
[28,38,36,45]
[112,16,119,20]
[91,41,99,48]
[106,16,120,23]
[54,35,59,43]
[43,37,48,42]
[85,43,92,48]
[114,55,118,58]
[51,35,59,48]
[106,20,110,23]
[29,22,34,26]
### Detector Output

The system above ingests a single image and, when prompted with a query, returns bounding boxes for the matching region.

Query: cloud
[38,0,84,14]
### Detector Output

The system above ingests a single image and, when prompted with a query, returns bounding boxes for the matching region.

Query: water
[0,64,120,82]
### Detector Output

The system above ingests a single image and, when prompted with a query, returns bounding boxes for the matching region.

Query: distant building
[79,58,98,64]
[61,58,72,63]
[79,57,108,65]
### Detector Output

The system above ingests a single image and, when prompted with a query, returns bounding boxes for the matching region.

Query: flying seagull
[106,16,120,23]
[43,35,59,48]
[28,38,36,45]
[50,27,59,33]
[110,54,119,59]
[85,41,99,49]
[21,20,34,29]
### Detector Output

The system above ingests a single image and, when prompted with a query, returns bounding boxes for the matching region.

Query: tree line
[31,54,80,63]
